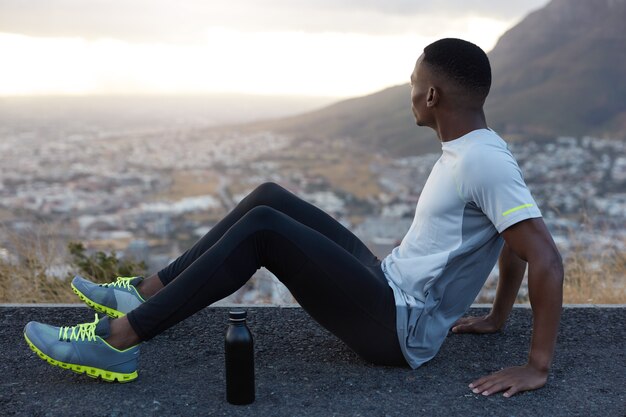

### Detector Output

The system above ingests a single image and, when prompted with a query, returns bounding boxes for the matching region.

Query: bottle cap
[229,310,247,321]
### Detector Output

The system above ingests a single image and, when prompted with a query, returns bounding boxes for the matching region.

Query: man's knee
[245,205,282,226]
[254,181,285,195]
[249,181,288,206]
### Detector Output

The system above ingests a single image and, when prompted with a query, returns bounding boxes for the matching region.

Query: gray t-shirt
[381,128,542,369]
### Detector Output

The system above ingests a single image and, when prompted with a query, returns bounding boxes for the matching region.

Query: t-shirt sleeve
[457,148,542,233]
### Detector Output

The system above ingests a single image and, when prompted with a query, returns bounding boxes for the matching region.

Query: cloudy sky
[0,0,550,97]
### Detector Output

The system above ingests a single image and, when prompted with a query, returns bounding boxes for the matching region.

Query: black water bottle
[225,310,255,405]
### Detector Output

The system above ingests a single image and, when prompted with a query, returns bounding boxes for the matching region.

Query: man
[23,38,563,398]
[394,38,564,397]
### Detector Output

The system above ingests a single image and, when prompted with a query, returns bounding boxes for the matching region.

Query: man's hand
[468,364,548,397]
[456,219,562,398]
[451,314,501,334]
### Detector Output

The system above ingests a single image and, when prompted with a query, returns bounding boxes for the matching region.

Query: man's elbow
[530,247,564,286]
[527,249,564,308]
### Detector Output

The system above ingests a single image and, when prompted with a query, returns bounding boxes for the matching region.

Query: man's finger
[452,324,469,333]
[469,374,491,389]
[503,386,519,398]
[452,317,470,327]
[469,374,496,392]
[480,380,509,396]
[472,376,502,394]
[451,325,461,333]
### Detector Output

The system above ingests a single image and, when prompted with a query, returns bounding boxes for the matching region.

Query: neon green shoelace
[58,314,99,342]
[101,276,136,290]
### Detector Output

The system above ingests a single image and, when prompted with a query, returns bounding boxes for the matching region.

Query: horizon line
[0,91,353,100]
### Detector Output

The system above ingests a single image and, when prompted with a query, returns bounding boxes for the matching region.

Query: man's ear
[426,86,439,108]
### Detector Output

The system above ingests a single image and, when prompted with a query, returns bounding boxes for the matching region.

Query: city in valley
[1,107,624,304]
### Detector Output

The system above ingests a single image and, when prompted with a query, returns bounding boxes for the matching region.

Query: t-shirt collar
[441,128,494,149]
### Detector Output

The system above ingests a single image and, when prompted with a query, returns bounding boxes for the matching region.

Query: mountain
[246,85,439,156]
[486,0,626,138]
[245,0,626,156]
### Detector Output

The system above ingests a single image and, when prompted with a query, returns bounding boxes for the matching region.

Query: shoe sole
[23,332,138,383]
[71,282,125,319]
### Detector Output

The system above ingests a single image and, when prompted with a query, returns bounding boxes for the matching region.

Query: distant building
[125,239,150,265]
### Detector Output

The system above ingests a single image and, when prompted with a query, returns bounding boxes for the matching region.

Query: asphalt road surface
[2,306,624,416]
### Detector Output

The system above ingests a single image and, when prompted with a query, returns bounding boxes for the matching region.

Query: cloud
[0,1,551,96]
[0,0,550,42]
[271,0,549,20]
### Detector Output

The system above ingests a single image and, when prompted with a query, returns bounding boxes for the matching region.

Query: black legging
[126,182,406,366]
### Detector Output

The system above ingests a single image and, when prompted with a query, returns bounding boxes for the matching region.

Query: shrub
[67,241,146,283]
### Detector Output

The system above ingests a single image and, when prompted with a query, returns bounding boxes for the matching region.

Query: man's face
[410,55,432,127]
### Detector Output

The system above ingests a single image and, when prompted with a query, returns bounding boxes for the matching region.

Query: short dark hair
[423,38,491,100]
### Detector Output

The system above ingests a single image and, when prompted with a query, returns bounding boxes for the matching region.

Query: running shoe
[23,314,140,382]
[71,275,145,318]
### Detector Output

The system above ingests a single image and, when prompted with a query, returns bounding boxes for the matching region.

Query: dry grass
[0,208,15,222]
[1,223,625,304]
[153,170,220,201]
[0,225,76,303]
[562,242,626,304]
[0,262,76,303]
[279,150,381,200]
[308,156,381,200]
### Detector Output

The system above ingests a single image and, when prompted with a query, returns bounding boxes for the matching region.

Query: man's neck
[434,110,488,142]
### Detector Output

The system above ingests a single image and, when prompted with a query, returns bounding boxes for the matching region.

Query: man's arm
[491,243,528,326]
[468,217,564,397]
[452,242,527,333]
